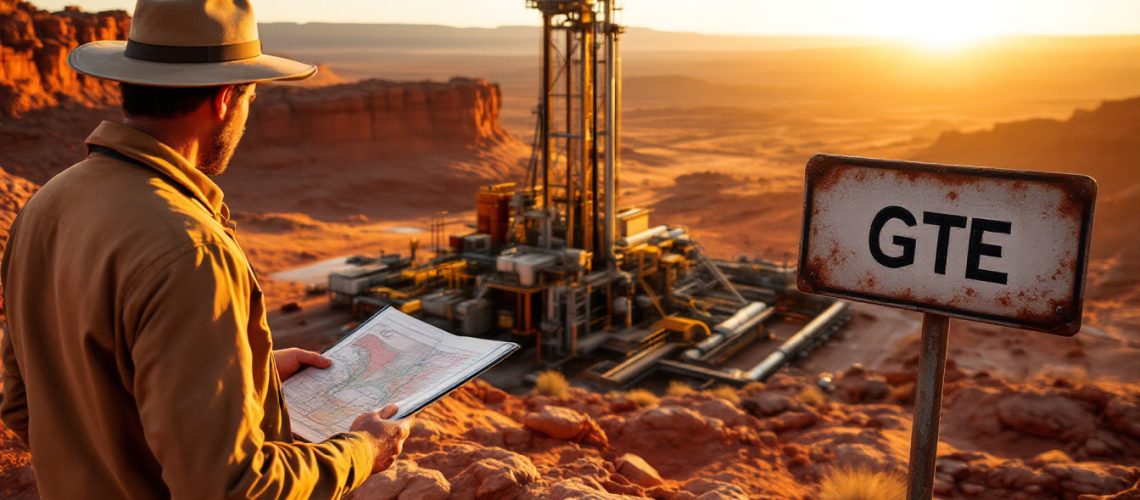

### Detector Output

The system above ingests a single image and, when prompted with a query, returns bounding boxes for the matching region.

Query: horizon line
[253,21,1140,39]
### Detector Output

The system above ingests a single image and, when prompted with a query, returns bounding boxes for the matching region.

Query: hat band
[124,39,262,63]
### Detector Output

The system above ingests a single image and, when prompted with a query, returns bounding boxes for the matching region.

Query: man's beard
[199,111,245,176]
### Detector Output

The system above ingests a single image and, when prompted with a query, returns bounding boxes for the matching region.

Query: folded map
[283,306,520,442]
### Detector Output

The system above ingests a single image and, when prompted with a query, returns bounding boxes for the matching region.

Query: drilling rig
[323,0,852,388]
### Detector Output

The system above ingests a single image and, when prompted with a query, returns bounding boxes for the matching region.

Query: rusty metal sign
[798,154,1096,336]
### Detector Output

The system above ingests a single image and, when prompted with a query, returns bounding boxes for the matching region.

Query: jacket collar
[85,121,227,219]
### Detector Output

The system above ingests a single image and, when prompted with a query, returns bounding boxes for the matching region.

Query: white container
[516,254,557,287]
[496,255,517,273]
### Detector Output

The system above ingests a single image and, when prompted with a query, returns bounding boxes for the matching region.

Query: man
[0,0,409,498]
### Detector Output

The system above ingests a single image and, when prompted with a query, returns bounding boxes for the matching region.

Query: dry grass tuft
[1035,365,1089,387]
[797,385,827,407]
[1033,449,1073,464]
[666,380,696,397]
[625,388,659,407]
[706,385,741,404]
[741,381,766,394]
[818,467,906,500]
[889,382,915,404]
[534,370,570,397]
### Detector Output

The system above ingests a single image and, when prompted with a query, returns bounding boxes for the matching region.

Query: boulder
[693,398,750,427]
[996,393,1097,440]
[680,478,749,500]
[761,411,818,433]
[347,460,449,500]
[1044,463,1137,496]
[523,406,608,446]
[614,453,663,488]
[440,449,541,500]
[1105,397,1140,439]
[741,392,792,417]
[834,368,890,403]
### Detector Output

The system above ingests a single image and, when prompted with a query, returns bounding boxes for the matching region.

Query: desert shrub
[1034,365,1088,387]
[1033,449,1073,464]
[625,388,659,407]
[741,381,766,394]
[666,380,696,397]
[797,385,827,407]
[889,382,915,404]
[706,385,741,404]
[534,370,569,397]
[818,467,905,500]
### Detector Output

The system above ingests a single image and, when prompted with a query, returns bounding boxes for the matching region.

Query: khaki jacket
[1,122,374,499]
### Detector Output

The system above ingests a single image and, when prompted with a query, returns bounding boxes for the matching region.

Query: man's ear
[211,85,237,122]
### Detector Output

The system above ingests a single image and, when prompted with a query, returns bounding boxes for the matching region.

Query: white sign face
[798,154,1096,336]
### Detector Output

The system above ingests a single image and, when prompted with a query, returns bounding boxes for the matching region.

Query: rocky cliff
[0,0,129,116]
[219,77,525,220]
[0,167,38,312]
[245,77,508,154]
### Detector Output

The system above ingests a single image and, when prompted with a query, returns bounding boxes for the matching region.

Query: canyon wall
[245,77,509,156]
[0,0,129,116]
[222,77,525,220]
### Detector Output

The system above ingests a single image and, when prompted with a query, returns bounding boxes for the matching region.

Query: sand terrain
[0,4,1139,497]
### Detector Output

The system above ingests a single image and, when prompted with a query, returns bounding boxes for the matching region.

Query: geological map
[283,307,518,442]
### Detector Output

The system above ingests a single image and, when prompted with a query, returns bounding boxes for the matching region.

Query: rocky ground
[6,366,1134,499]
[1,2,1139,498]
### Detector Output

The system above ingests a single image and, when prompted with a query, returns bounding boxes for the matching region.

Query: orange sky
[35,0,1140,41]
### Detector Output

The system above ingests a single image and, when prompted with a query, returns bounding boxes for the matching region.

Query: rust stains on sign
[799,154,1096,336]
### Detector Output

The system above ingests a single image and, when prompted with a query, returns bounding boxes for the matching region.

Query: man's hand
[350,404,412,473]
[273,348,331,381]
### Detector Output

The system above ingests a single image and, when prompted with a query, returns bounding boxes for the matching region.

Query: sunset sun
[861,0,1004,49]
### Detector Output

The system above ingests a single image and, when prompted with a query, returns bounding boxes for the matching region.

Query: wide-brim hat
[69,0,315,87]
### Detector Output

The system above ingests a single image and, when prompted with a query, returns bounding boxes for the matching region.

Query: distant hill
[915,96,1140,194]
[258,23,894,55]
[258,23,1140,56]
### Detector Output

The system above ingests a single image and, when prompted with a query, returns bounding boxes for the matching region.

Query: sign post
[906,313,949,499]
[798,154,1097,499]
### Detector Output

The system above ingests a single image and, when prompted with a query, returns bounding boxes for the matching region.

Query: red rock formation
[0,0,129,116]
[2,366,1139,498]
[219,78,525,220]
[0,166,37,252]
[246,77,508,155]
[0,77,526,221]
[0,166,37,312]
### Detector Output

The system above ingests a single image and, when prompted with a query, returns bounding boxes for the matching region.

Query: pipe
[588,7,600,262]
[565,24,575,249]
[745,301,850,381]
[617,225,668,247]
[682,302,768,360]
[713,302,768,336]
[613,15,622,248]
[541,12,553,249]
[603,0,617,266]
[582,7,596,257]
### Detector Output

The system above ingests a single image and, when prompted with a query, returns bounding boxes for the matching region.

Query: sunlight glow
[851,0,1007,50]
[880,1,998,48]
[26,0,1140,38]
